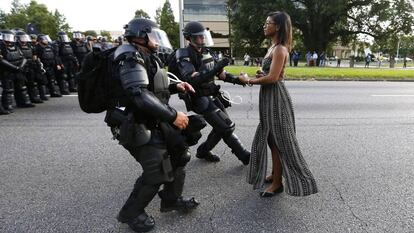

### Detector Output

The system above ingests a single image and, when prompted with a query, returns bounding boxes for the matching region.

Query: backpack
[77,47,117,113]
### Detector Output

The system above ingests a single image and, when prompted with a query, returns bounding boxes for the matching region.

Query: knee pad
[204,109,235,134]
[138,147,174,185]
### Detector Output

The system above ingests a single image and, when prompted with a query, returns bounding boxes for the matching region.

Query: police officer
[56,31,78,92]
[29,34,48,101]
[15,31,43,103]
[35,34,62,97]
[108,18,199,232]
[174,21,250,164]
[70,31,90,68]
[0,32,10,115]
[0,30,35,110]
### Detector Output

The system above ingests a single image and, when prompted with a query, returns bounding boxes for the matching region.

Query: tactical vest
[39,45,55,64]
[59,43,74,58]
[152,61,170,104]
[73,42,88,54]
[5,46,24,66]
[19,45,34,61]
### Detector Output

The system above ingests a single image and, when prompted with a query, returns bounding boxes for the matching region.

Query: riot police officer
[0,32,10,115]
[35,34,62,97]
[70,31,90,69]
[174,21,250,165]
[56,31,78,92]
[15,31,43,103]
[108,18,199,232]
[0,30,35,109]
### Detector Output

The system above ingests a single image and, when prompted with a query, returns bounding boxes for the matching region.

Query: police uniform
[175,21,250,164]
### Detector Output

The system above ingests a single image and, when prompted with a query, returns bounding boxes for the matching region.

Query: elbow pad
[132,89,177,123]
[119,60,149,95]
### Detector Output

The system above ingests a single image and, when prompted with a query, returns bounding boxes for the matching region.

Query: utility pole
[179,0,185,48]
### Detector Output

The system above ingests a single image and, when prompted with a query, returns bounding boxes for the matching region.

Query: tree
[228,0,414,56]
[84,30,98,38]
[155,0,179,48]
[134,9,150,19]
[2,0,71,40]
[100,30,112,41]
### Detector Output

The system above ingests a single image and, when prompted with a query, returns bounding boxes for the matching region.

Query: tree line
[1,0,413,59]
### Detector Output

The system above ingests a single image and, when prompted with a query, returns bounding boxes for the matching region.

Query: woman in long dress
[239,11,318,197]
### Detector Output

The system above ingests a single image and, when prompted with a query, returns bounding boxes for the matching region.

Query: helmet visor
[73,32,83,39]
[60,35,70,42]
[191,29,214,47]
[147,28,172,50]
[40,35,52,42]
[18,35,31,42]
[3,34,15,42]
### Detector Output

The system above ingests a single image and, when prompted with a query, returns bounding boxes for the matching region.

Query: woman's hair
[268,11,292,51]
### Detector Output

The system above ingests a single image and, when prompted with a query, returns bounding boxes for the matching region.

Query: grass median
[225,66,414,81]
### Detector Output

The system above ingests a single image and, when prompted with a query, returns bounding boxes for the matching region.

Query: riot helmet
[57,31,70,43]
[72,31,84,40]
[123,18,172,51]
[1,30,16,43]
[16,31,31,43]
[37,34,52,45]
[0,32,3,41]
[183,21,214,47]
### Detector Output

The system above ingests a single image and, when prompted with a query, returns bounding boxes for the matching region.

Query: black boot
[0,104,10,115]
[48,82,62,97]
[38,85,49,101]
[15,86,35,108]
[196,130,222,162]
[28,84,43,104]
[2,90,14,112]
[117,177,160,224]
[59,80,70,95]
[68,78,77,92]
[223,133,250,165]
[122,211,155,233]
[160,196,199,213]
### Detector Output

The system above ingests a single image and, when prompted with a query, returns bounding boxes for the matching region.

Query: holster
[117,112,151,147]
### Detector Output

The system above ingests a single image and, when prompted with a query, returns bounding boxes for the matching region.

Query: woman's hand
[256,70,265,78]
[176,82,195,94]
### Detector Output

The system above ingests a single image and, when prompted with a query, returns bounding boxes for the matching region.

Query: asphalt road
[1,81,414,233]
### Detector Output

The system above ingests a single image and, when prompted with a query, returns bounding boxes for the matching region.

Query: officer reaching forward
[174,21,250,165]
[109,18,199,232]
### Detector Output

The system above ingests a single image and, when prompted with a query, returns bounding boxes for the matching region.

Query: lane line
[371,94,414,97]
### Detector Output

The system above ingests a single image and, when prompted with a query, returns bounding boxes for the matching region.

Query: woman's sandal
[259,185,284,198]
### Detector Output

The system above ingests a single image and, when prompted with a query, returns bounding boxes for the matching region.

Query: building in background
[183,0,230,53]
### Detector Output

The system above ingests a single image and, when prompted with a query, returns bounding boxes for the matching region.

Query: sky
[0,0,180,31]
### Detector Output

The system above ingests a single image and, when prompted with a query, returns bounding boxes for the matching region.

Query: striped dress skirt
[246,80,318,196]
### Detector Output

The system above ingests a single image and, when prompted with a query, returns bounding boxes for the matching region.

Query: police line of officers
[0,30,90,115]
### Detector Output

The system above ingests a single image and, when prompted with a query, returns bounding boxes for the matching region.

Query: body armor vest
[40,45,55,64]
[59,43,74,58]
[19,45,34,61]
[73,42,88,54]
[152,61,170,104]
[5,46,24,66]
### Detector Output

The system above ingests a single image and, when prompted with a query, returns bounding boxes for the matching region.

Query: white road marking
[371,95,414,97]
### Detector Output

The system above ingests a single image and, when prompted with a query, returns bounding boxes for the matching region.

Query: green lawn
[225,66,414,80]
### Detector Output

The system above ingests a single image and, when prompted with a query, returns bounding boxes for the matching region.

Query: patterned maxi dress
[246,57,318,196]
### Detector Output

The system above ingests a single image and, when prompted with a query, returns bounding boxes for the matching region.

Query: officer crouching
[106,18,199,232]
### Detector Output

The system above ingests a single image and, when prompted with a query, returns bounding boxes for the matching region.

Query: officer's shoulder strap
[114,44,144,65]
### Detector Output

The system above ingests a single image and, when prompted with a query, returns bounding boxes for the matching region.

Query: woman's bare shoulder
[274,44,288,54]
